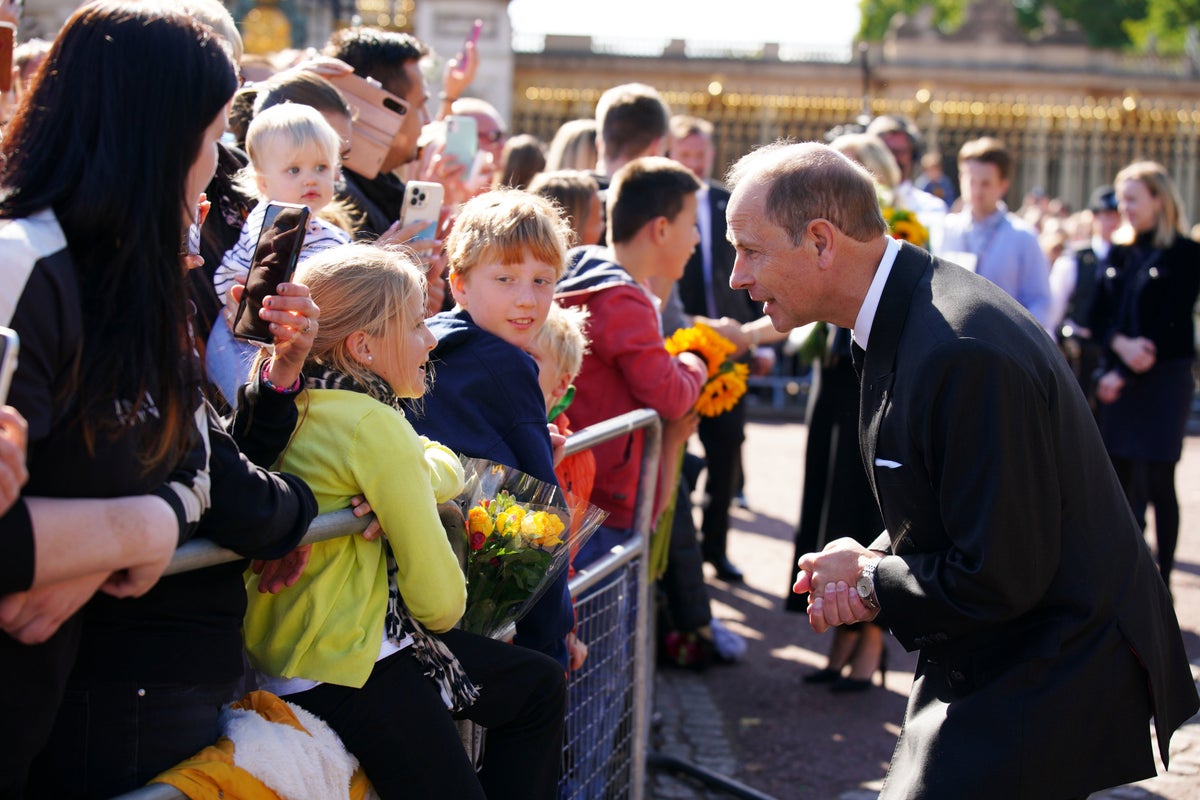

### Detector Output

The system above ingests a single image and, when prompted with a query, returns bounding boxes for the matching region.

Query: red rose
[470,532,486,551]
[489,557,500,567]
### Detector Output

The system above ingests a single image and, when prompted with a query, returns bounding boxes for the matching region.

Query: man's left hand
[795,538,880,633]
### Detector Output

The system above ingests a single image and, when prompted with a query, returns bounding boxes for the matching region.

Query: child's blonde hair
[292,243,427,389]
[444,189,573,281]
[239,102,360,232]
[241,103,341,192]
[532,302,590,379]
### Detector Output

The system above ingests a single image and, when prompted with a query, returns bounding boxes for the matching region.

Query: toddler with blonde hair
[208,103,352,406]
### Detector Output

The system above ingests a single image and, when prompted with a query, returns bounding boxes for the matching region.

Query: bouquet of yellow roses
[454,458,607,639]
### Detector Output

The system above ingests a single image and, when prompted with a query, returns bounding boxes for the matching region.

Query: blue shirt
[940,204,1053,333]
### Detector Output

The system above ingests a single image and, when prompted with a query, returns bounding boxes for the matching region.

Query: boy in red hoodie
[555,156,707,569]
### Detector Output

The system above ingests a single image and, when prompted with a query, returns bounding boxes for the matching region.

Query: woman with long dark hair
[1091,160,1200,597]
[0,3,318,795]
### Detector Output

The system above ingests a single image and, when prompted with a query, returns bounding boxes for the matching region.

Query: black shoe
[831,646,888,693]
[705,555,744,582]
[830,676,872,693]
[803,667,842,684]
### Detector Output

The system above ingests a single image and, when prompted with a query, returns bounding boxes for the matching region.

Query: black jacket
[861,243,1198,799]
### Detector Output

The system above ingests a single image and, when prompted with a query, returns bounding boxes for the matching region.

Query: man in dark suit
[668,114,764,581]
[726,141,1198,799]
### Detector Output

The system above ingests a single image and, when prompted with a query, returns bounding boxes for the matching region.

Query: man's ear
[808,219,837,268]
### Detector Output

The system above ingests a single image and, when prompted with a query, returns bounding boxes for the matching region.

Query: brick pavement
[646,419,1200,799]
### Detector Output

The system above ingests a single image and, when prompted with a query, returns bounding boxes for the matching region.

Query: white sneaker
[708,618,747,663]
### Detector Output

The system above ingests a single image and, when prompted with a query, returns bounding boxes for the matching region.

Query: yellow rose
[467,506,494,537]
[496,506,525,537]
[521,511,566,548]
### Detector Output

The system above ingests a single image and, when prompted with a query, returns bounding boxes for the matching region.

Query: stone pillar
[414,0,512,125]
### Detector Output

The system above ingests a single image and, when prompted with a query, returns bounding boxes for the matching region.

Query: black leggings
[1110,456,1179,582]
[288,629,565,800]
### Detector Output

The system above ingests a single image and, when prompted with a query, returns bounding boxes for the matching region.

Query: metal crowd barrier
[113,408,662,800]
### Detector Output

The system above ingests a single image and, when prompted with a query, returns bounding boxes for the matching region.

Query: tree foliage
[857,0,1198,52]
[1126,0,1200,55]
[857,0,965,42]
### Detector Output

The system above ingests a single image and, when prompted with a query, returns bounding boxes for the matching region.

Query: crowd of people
[0,1,1196,798]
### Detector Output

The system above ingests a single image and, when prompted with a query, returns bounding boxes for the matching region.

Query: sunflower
[664,322,735,378]
[694,363,750,417]
[666,324,750,417]
[881,206,930,249]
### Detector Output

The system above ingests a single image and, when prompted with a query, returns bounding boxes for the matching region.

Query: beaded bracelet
[261,362,302,394]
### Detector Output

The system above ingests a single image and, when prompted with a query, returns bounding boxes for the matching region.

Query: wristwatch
[856,559,880,610]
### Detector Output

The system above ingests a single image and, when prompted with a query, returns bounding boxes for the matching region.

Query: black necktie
[851,341,866,379]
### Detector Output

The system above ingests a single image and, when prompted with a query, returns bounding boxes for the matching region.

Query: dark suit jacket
[860,243,1198,799]
[678,184,760,324]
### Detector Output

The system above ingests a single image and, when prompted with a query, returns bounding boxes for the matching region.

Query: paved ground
[647,417,1200,800]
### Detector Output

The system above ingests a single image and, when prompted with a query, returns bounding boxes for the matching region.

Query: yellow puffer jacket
[151,691,377,800]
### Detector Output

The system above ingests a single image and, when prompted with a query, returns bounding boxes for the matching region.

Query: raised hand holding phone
[442,18,482,101]
[400,181,444,242]
[233,202,310,342]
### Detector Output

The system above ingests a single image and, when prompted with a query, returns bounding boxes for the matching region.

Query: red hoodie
[556,246,706,530]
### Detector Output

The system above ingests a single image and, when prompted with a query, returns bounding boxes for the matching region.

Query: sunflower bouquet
[649,323,750,578]
[882,205,930,249]
[663,322,749,417]
[453,458,606,639]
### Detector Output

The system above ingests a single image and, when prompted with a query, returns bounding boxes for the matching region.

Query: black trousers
[697,398,746,561]
[0,619,82,800]
[289,629,566,800]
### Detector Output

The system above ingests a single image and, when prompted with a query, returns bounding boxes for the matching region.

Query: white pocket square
[874,458,902,469]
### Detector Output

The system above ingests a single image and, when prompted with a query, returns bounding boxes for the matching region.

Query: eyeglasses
[478,129,506,145]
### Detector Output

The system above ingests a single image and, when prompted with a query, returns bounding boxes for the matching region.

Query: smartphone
[233,202,310,342]
[400,181,444,242]
[186,193,210,258]
[0,327,18,406]
[443,114,477,169]
[0,24,13,94]
[326,72,409,179]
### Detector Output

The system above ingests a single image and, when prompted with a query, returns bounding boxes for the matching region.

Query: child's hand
[663,410,700,450]
[251,545,312,594]
[548,423,567,466]
[566,631,588,671]
[350,495,383,541]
